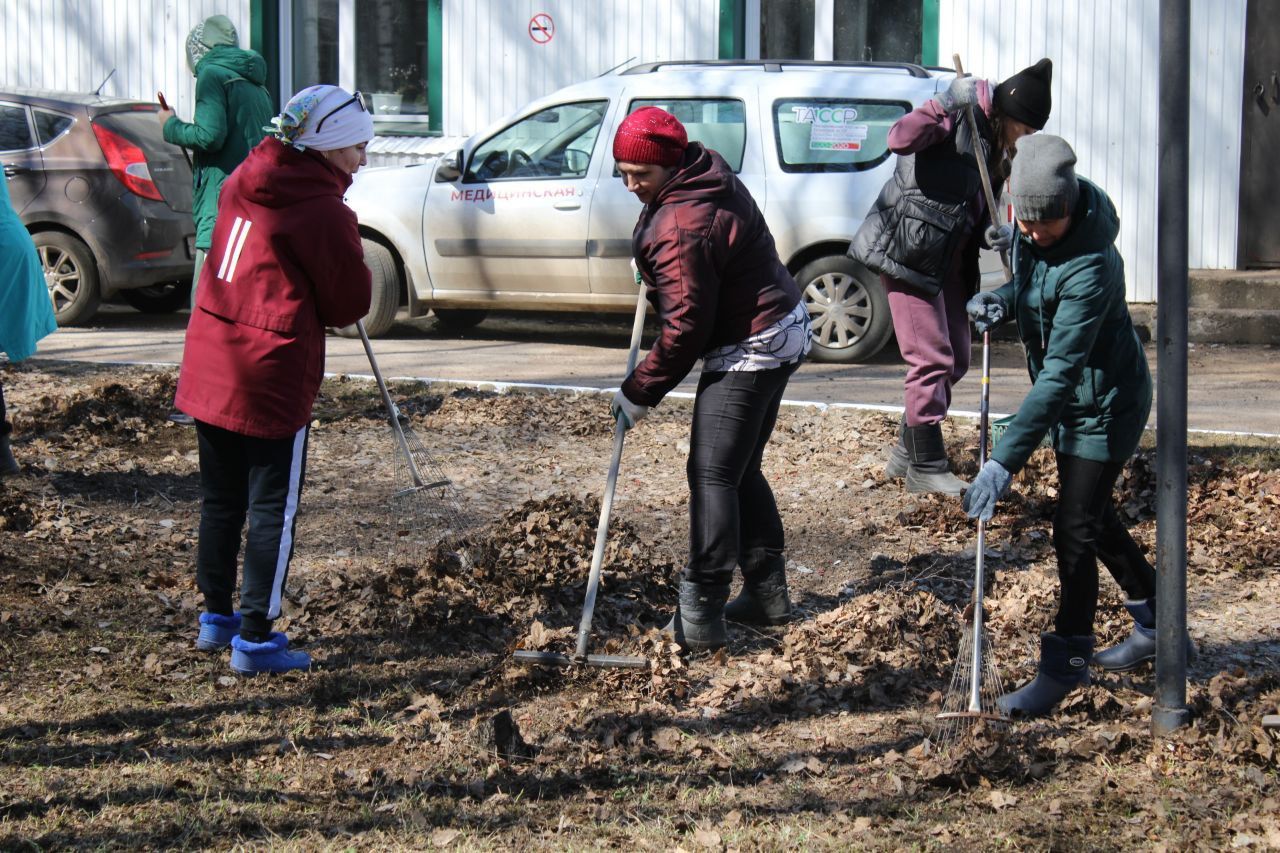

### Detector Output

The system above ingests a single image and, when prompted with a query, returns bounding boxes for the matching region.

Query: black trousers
[1053,452,1157,636]
[195,421,309,639]
[685,360,799,587]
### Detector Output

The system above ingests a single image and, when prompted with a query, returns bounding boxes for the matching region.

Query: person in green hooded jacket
[961,134,1192,719]
[159,14,274,301]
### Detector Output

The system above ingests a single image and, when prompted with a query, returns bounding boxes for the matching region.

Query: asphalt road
[30,305,1280,437]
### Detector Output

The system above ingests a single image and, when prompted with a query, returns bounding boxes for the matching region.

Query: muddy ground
[0,360,1278,851]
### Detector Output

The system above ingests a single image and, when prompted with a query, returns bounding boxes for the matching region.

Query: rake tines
[386,412,468,558]
[355,320,469,563]
[936,604,1009,748]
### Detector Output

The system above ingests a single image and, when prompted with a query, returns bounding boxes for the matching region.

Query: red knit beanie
[612,107,688,167]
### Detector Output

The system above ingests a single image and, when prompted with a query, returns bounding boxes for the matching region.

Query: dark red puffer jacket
[621,143,801,407]
[175,138,371,438]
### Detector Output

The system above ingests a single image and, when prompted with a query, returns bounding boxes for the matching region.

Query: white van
[345,60,954,362]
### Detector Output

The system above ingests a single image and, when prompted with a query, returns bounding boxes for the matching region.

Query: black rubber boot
[662,580,730,651]
[724,551,791,626]
[0,435,19,478]
[903,423,967,495]
[997,632,1093,719]
[1093,599,1197,672]
[884,415,908,479]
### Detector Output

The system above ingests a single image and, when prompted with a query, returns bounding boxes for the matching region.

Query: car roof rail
[620,59,932,79]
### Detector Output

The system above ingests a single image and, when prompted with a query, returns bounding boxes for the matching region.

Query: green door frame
[718,0,940,64]
[248,0,281,108]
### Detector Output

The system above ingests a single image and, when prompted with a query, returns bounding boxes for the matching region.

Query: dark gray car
[0,88,195,325]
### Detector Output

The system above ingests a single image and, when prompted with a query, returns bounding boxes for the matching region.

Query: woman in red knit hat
[611,106,810,652]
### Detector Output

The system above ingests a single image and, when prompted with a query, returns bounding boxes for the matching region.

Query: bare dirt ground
[1,360,1278,851]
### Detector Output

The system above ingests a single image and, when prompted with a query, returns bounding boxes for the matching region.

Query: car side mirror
[435,149,463,182]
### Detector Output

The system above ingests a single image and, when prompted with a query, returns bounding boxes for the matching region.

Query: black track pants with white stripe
[194,421,309,639]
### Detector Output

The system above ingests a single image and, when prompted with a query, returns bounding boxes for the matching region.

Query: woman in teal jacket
[962,134,1182,718]
[0,172,57,475]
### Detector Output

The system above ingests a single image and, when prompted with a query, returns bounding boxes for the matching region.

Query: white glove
[985,223,1014,253]
[611,390,649,430]
[937,76,979,112]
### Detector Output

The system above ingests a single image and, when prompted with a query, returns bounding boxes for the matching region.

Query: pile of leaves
[274,494,677,655]
[26,373,177,438]
[685,587,961,719]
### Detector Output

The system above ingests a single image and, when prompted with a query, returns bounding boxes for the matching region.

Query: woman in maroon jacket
[175,84,373,674]
[611,107,811,652]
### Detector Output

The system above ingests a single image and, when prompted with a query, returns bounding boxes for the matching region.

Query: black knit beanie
[994,58,1053,130]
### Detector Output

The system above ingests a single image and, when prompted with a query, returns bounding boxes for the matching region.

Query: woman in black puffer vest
[849,59,1053,495]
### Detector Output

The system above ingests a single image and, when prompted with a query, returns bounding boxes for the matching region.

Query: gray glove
[965,291,1008,333]
[936,76,979,113]
[962,459,1013,522]
[611,390,649,430]
[985,223,1013,253]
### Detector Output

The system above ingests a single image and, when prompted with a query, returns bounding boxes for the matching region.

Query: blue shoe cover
[230,632,311,675]
[196,612,241,651]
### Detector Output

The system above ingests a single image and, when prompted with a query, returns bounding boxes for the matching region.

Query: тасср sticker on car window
[790,105,868,151]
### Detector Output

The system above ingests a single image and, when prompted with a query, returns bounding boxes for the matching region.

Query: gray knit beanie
[1010,134,1079,221]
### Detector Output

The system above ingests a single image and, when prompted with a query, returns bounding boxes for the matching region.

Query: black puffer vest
[849,112,1001,298]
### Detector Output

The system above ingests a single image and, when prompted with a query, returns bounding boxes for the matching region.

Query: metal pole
[1153,0,1193,735]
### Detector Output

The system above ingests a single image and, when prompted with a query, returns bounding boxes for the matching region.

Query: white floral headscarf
[265,85,374,152]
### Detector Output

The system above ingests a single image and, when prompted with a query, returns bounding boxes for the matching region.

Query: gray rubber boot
[997,633,1094,719]
[1093,599,1197,672]
[0,435,19,478]
[662,580,730,651]
[724,551,791,626]
[903,423,968,495]
[884,415,908,479]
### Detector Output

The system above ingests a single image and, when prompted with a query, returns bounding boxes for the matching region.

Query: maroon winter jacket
[622,143,801,407]
[175,138,371,438]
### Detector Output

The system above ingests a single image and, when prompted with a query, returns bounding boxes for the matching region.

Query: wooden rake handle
[953,54,1012,281]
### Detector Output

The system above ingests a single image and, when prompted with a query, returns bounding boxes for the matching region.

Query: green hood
[194,46,269,87]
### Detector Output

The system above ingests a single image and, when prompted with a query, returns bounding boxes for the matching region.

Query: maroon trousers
[883,272,973,427]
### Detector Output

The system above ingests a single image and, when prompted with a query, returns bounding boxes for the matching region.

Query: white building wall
[442,0,720,137]
[939,0,1246,301]
[1,0,255,120]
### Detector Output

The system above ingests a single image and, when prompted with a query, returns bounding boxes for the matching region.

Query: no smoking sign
[529,12,554,44]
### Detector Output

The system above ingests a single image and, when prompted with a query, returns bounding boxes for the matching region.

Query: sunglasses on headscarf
[314,91,366,133]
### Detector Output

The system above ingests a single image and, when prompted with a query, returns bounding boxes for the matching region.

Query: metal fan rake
[935,54,1014,744]
[355,319,466,560]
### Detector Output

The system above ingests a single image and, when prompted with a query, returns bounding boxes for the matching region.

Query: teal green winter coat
[163,46,273,249]
[989,178,1151,474]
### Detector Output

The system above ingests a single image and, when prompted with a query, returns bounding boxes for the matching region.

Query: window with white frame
[284,0,429,136]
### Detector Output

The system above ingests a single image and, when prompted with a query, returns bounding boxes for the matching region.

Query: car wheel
[797,255,893,363]
[35,231,101,326]
[120,282,192,314]
[335,238,400,339]
[432,308,488,330]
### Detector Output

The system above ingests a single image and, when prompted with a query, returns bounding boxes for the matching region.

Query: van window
[466,100,607,183]
[772,99,908,173]
[626,99,746,172]
[0,105,34,152]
